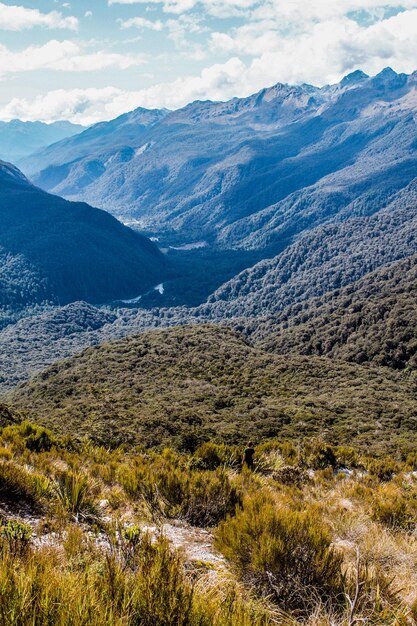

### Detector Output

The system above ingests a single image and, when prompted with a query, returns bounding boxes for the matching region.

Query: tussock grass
[0,421,415,625]
[215,492,344,613]
[0,461,46,512]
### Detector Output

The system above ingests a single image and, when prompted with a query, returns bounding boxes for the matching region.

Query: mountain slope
[24,69,417,249]
[0,161,167,320]
[203,180,417,318]
[7,325,417,452]
[2,180,417,391]
[251,255,417,370]
[0,120,84,164]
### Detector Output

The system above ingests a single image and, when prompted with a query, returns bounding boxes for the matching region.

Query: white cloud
[251,0,417,25]
[109,0,417,20]
[0,87,124,125]
[120,17,164,30]
[120,13,206,56]
[0,2,78,31]
[0,40,147,76]
[109,0,256,17]
[0,57,250,124]
[210,8,417,85]
[84,11,93,18]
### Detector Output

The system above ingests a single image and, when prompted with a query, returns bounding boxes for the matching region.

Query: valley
[1,67,417,626]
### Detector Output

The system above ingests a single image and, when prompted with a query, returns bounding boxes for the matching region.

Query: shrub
[118,455,241,526]
[1,421,57,453]
[0,520,32,558]
[302,440,338,470]
[215,493,344,612]
[406,451,417,470]
[150,466,241,526]
[366,459,399,481]
[255,440,298,465]
[334,445,361,468]
[54,470,99,521]
[272,465,308,486]
[178,469,241,526]
[192,442,240,470]
[372,485,416,530]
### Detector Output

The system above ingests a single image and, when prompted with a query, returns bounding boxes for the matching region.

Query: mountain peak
[0,160,31,187]
[376,66,398,78]
[371,66,408,89]
[340,70,369,86]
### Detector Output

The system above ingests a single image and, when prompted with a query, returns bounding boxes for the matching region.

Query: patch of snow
[135,142,153,157]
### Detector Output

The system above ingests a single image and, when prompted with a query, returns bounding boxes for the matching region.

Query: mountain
[251,254,417,370]
[23,68,417,250]
[202,180,417,318]
[2,177,417,391]
[7,325,417,452]
[2,173,417,391]
[0,120,84,165]
[0,161,168,324]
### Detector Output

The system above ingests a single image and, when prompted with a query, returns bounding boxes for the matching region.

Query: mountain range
[23,68,417,252]
[0,119,84,165]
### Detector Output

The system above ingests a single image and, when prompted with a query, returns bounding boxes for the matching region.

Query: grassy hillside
[250,255,417,369]
[8,325,417,454]
[0,419,415,625]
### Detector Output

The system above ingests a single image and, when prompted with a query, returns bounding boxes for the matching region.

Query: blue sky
[1,0,417,123]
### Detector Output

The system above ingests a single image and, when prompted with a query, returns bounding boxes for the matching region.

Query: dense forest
[0,161,168,327]
[248,255,417,370]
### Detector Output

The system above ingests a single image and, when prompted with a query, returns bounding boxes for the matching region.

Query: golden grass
[0,422,416,625]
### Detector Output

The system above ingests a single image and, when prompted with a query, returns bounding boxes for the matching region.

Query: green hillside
[0,161,168,326]
[8,325,417,454]
[251,255,417,369]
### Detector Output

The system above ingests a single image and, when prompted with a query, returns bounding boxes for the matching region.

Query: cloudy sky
[1,0,417,124]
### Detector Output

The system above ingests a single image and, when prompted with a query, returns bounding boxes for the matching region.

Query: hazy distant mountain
[24,68,417,250]
[0,161,167,323]
[0,120,84,165]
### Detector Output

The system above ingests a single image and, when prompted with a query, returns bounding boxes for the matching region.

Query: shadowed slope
[0,161,168,317]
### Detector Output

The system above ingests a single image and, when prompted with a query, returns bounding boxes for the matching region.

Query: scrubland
[0,420,415,625]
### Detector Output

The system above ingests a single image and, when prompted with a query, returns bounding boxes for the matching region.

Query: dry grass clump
[0,461,47,512]
[117,452,242,526]
[0,523,276,626]
[215,492,344,614]
[0,422,416,625]
[54,470,100,521]
[371,483,417,531]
